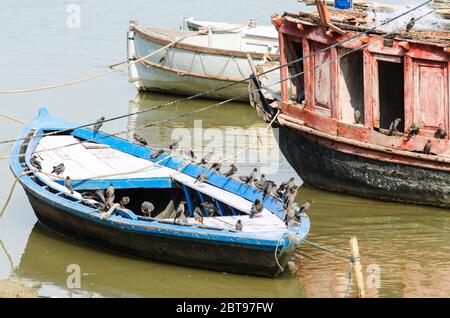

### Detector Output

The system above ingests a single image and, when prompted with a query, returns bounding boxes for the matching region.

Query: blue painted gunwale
[10,108,310,252]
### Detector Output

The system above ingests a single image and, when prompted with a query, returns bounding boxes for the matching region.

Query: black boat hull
[274,125,450,208]
[24,189,293,277]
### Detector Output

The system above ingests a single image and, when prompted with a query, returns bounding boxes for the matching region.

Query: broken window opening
[378,60,405,132]
[285,37,305,104]
[338,48,365,124]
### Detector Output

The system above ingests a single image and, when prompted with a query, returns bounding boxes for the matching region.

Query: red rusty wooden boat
[252,3,450,208]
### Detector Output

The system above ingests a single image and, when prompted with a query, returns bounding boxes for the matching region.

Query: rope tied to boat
[300,238,359,297]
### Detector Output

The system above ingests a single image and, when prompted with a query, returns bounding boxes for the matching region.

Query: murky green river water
[0,0,449,298]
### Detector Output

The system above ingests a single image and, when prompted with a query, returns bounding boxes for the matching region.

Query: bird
[235,220,243,231]
[141,201,155,216]
[254,174,267,191]
[150,148,165,159]
[184,147,196,161]
[209,160,222,172]
[287,177,297,192]
[354,108,361,124]
[93,116,105,135]
[285,203,297,225]
[106,184,115,200]
[275,181,289,198]
[406,17,415,32]
[95,189,107,204]
[105,184,115,208]
[173,201,187,224]
[388,118,402,136]
[194,172,209,184]
[404,123,420,141]
[200,150,213,165]
[239,168,257,185]
[193,207,203,224]
[200,202,219,217]
[64,176,74,194]
[51,163,65,176]
[423,139,432,155]
[283,187,298,210]
[263,180,276,198]
[133,133,147,146]
[30,156,42,171]
[119,196,130,208]
[434,125,447,139]
[222,163,237,177]
[249,199,264,218]
[298,200,313,214]
[169,142,178,152]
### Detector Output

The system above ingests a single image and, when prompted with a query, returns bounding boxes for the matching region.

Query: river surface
[0,0,449,298]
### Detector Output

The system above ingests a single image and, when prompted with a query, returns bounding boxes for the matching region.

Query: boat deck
[31,135,287,233]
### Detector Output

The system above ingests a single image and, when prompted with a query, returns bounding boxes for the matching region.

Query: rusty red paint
[277,10,450,167]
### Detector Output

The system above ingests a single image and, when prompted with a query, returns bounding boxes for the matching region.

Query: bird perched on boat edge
[169,142,178,152]
[249,199,263,218]
[194,172,209,184]
[239,168,257,185]
[119,196,130,208]
[404,123,420,141]
[173,201,187,224]
[141,201,155,216]
[298,200,313,214]
[64,176,74,194]
[287,177,297,192]
[222,163,237,177]
[283,186,298,210]
[51,163,65,176]
[434,125,447,139]
[388,118,402,136]
[209,159,222,172]
[200,150,213,165]
[133,133,147,146]
[93,116,105,135]
[423,139,432,155]
[263,180,276,198]
[193,207,203,224]
[405,17,415,33]
[235,220,243,231]
[150,148,165,159]
[184,146,196,161]
[30,155,42,171]
[254,174,267,191]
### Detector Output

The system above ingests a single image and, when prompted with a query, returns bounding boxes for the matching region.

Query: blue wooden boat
[10,108,309,277]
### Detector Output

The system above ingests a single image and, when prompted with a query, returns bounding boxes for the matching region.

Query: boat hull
[274,124,450,208]
[128,28,280,101]
[23,187,294,277]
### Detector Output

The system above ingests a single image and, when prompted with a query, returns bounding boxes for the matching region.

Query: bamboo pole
[349,237,366,298]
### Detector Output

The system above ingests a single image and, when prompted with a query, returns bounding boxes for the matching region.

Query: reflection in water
[14,223,306,298]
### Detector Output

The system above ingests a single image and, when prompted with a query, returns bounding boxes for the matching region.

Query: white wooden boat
[127,20,280,101]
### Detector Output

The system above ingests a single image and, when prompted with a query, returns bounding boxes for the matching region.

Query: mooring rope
[301,238,362,297]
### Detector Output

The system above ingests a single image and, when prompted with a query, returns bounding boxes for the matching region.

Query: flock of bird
[354,107,448,155]
[28,116,312,232]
